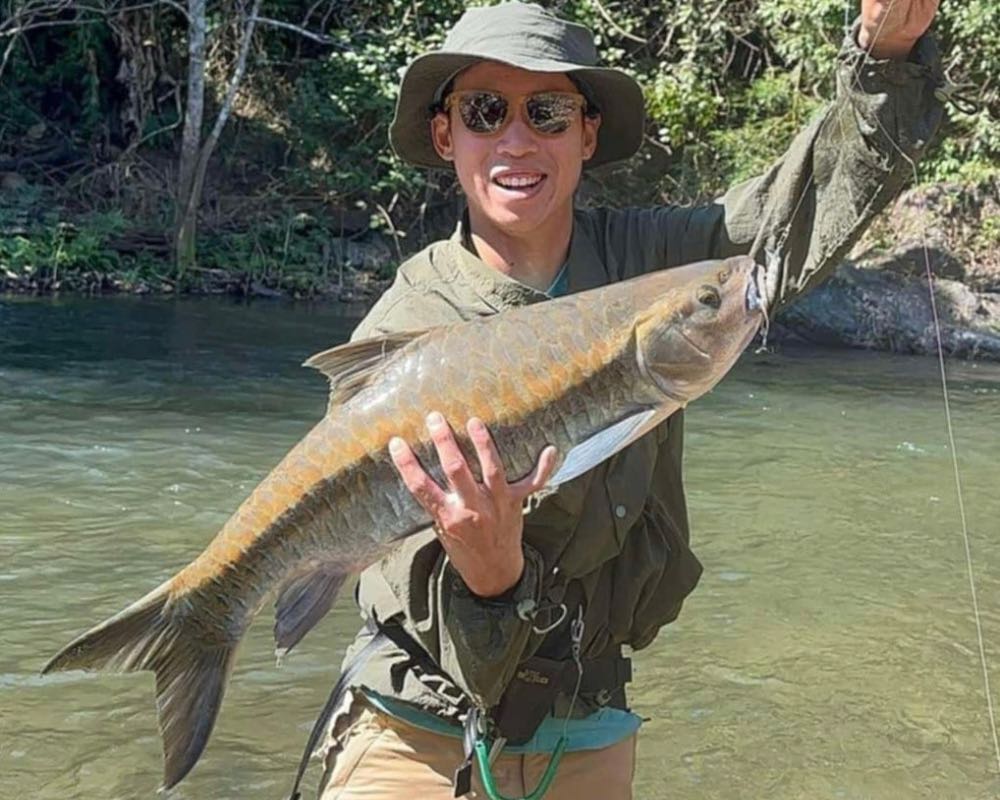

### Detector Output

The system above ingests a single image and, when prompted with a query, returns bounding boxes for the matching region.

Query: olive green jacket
[339,30,944,719]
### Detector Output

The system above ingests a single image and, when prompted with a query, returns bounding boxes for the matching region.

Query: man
[316,2,944,798]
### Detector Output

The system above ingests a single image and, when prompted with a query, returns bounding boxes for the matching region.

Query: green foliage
[2,0,998,291]
[0,207,126,280]
[261,0,472,210]
[757,0,845,84]
[643,66,723,149]
[198,211,328,279]
[977,208,1000,250]
[0,19,119,142]
[710,71,823,187]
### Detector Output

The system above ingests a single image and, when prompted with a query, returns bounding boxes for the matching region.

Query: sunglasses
[442,90,590,136]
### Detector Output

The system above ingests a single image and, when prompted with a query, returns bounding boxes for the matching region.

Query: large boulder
[775,262,1000,359]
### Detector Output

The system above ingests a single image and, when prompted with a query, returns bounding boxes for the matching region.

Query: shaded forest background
[0,0,997,296]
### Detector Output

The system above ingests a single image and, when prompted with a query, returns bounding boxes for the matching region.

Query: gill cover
[634,298,714,403]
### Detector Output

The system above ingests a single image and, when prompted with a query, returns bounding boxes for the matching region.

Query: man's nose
[495,112,538,158]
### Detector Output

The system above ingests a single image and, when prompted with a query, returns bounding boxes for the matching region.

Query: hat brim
[389,52,645,171]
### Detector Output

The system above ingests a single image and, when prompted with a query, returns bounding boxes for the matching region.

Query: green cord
[474,737,567,800]
[472,605,582,799]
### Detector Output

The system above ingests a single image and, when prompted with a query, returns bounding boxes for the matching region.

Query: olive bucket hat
[389,1,645,170]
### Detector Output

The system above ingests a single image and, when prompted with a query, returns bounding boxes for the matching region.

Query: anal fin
[274,566,349,656]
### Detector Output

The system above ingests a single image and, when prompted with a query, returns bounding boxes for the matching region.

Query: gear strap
[286,617,388,800]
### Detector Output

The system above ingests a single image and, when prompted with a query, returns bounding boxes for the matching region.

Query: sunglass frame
[442,90,589,136]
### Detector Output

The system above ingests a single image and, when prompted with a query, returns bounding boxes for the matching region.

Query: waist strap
[494,650,631,746]
[287,621,632,798]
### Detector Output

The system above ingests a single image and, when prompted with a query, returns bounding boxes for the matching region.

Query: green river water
[2,296,1000,800]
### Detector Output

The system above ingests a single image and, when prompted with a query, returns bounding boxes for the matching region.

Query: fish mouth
[745,272,763,312]
[675,328,711,361]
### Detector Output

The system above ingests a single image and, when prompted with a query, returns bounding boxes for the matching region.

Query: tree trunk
[174,0,206,278]
[174,0,262,279]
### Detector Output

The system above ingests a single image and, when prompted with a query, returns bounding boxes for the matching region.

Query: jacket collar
[448,209,606,310]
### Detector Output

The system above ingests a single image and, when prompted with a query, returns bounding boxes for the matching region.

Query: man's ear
[431,114,455,162]
[581,113,601,162]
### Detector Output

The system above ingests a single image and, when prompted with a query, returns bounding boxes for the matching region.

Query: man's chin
[483,213,545,237]
[482,199,553,234]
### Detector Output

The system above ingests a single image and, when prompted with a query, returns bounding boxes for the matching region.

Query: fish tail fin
[42,583,237,790]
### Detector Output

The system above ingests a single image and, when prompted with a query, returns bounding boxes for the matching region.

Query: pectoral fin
[547,409,661,487]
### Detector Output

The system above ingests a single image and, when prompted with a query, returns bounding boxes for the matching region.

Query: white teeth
[495,175,543,189]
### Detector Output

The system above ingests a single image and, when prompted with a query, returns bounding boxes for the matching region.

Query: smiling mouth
[492,174,545,190]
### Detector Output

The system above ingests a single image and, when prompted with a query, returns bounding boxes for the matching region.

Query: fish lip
[745,269,766,312]
[675,328,712,361]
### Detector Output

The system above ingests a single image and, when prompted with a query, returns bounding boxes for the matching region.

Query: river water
[2,296,999,800]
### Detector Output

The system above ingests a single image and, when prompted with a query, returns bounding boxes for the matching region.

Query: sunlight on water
[2,296,999,799]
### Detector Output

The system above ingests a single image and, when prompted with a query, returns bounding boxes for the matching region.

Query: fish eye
[697,285,721,309]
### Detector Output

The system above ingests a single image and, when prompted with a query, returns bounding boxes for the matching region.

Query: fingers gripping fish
[42,256,764,790]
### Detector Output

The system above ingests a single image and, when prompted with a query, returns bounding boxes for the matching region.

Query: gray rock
[776,262,1000,360]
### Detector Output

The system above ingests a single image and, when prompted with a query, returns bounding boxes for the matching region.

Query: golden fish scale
[169,268,701,610]
[40,256,760,796]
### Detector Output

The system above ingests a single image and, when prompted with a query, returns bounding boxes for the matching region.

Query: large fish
[43,255,764,789]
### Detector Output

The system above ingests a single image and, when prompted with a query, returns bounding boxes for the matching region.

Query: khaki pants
[319,697,636,800]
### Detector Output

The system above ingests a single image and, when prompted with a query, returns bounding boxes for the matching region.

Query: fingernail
[426,411,444,429]
[468,418,485,434]
[388,437,405,453]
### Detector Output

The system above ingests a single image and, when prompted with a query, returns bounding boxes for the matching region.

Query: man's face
[431,61,601,238]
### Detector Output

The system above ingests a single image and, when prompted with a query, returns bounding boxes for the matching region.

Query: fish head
[635,255,764,403]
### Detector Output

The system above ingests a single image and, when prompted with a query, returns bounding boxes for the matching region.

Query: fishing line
[864,83,1000,788]
[755,0,1000,778]
[916,170,1000,779]
[846,8,1000,777]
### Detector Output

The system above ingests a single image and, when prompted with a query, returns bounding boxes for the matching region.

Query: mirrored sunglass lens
[525,94,577,134]
[458,92,508,133]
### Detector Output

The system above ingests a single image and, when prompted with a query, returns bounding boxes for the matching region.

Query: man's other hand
[859,0,940,60]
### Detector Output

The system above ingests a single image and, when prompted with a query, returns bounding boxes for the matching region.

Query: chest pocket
[603,430,660,550]
[523,470,596,570]
[523,415,668,579]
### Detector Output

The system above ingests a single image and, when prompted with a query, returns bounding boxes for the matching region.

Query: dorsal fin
[303,330,427,407]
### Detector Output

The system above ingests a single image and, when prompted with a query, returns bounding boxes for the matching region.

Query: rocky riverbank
[773,181,1000,360]
[3,181,998,360]
[772,262,1000,359]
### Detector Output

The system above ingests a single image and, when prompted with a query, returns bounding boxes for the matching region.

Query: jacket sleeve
[603,26,945,309]
[351,280,546,709]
